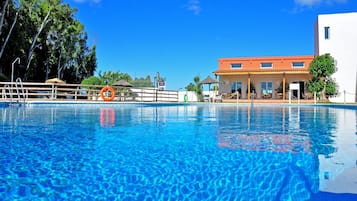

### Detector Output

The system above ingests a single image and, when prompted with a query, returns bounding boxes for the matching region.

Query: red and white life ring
[100,86,116,101]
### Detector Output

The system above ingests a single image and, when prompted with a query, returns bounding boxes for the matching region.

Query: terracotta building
[214,55,314,100]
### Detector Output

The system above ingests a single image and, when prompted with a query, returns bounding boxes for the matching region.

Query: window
[231,82,242,94]
[260,63,273,68]
[292,62,305,68]
[231,63,242,69]
[261,82,273,98]
[324,26,330,39]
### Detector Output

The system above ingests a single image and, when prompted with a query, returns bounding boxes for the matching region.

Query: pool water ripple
[0,104,357,200]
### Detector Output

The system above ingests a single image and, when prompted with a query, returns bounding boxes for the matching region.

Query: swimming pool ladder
[15,77,26,103]
[1,78,26,104]
[1,84,12,100]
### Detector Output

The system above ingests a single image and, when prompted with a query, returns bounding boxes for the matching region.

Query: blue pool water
[0,103,356,201]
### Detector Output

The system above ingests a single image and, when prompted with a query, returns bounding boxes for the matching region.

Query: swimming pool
[0,103,356,200]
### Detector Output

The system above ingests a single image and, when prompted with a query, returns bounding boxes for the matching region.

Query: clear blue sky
[64,0,356,90]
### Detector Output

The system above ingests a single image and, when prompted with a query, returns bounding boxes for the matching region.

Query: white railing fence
[0,82,179,102]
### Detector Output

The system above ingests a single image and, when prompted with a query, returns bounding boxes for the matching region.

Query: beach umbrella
[201,76,219,85]
[113,80,133,87]
[45,78,65,84]
[201,76,219,101]
[113,80,133,101]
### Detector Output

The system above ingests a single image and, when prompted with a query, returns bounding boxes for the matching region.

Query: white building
[315,12,357,103]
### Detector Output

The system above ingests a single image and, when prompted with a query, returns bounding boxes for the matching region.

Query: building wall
[315,12,357,103]
[215,56,314,99]
[218,74,311,99]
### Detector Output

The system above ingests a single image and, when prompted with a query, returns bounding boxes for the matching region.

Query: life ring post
[100,86,116,101]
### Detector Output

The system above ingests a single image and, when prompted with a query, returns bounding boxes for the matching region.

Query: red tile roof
[214,55,314,75]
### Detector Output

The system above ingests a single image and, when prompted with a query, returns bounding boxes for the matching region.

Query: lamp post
[155,72,159,102]
[11,57,20,99]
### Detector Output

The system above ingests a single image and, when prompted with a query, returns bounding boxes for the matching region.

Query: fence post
[156,88,158,102]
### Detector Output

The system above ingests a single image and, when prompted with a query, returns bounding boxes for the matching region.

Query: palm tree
[193,76,203,101]
[186,75,203,101]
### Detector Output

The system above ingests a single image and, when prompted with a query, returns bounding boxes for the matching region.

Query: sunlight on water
[0,103,356,200]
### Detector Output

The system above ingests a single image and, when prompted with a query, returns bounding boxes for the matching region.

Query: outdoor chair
[302,92,313,99]
[227,92,240,99]
[262,93,272,99]
[214,94,223,102]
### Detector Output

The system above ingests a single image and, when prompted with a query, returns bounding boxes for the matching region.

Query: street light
[11,57,20,99]
[11,57,20,84]
[155,72,160,102]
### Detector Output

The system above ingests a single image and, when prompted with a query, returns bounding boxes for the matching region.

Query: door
[261,82,273,98]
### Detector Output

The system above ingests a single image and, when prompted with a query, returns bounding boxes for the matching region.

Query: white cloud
[294,0,348,7]
[72,0,101,4]
[187,0,201,15]
[294,0,321,7]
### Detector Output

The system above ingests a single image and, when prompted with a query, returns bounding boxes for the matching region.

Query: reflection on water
[0,103,356,200]
[215,105,357,198]
[218,133,311,153]
[100,108,115,127]
[317,108,357,194]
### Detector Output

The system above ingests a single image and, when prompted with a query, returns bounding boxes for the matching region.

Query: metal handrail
[15,77,26,103]
[2,84,12,100]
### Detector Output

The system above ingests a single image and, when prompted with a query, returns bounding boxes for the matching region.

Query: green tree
[81,75,103,86]
[185,75,203,101]
[0,0,10,35]
[185,83,195,91]
[325,79,338,97]
[63,44,97,84]
[131,75,154,87]
[307,54,337,101]
[307,78,323,98]
[0,0,97,83]
[0,0,21,77]
[21,0,52,71]
[41,0,92,81]
[81,72,155,88]
[98,70,132,85]
[0,0,18,68]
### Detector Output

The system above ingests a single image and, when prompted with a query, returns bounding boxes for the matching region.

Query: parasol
[200,76,219,102]
[113,80,133,87]
[45,78,65,84]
